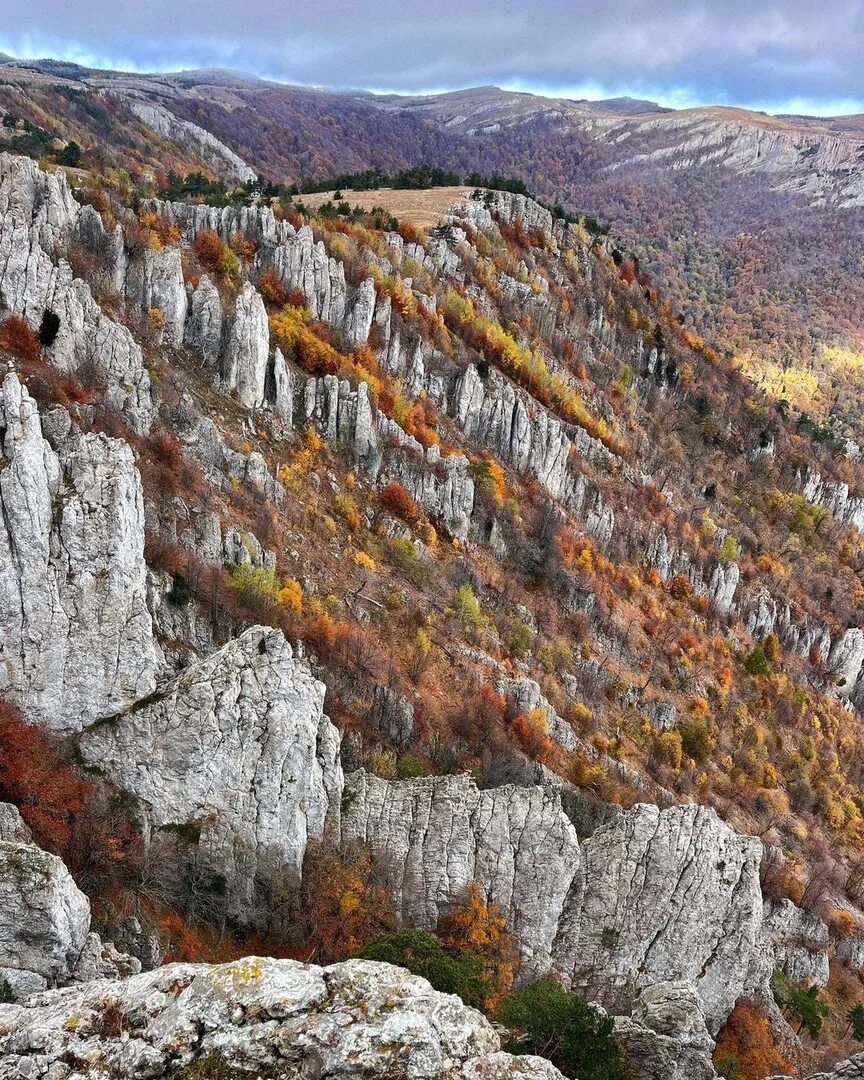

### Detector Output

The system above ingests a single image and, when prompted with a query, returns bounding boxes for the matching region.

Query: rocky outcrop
[126,99,257,183]
[0,840,90,997]
[552,803,763,1031]
[614,982,717,1080]
[0,154,154,431]
[761,898,830,987]
[78,626,342,918]
[708,561,739,615]
[0,956,564,1079]
[220,281,269,407]
[0,375,162,732]
[304,374,379,467]
[184,273,223,366]
[804,471,864,532]
[828,628,864,697]
[500,676,578,752]
[342,771,581,982]
[125,246,187,346]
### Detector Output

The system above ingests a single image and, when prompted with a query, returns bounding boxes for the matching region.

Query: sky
[1,0,862,116]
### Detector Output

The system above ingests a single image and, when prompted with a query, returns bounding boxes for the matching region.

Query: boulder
[0,841,90,992]
[0,957,564,1078]
[614,982,717,1080]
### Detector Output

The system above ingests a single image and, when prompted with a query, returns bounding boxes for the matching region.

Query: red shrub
[0,315,40,363]
[378,481,423,527]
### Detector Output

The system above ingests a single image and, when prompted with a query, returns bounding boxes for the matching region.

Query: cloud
[2,0,863,114]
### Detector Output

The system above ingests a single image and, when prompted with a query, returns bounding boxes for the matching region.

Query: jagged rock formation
[0,373,162,732]
[0,957,564,1079]
[0,803,138,1000]
[125,246,188,346]
[613,982,717,1080]
[552,803,763,1031]
[125,99,257,183]
[78,626,342,917]
[342,771,580,981]
[220,281,269,407]
[0,840,90,998]
[0,154,154,431]
[762,897,830,987]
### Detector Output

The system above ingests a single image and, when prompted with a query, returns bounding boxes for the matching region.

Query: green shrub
[495,979,623,1080]
[358,929,489,1009]
[679,720,715,763]
[396,754,427,779]
[744,646,771,677]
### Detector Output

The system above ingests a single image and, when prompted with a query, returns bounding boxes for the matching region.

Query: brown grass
[298,186,479,227]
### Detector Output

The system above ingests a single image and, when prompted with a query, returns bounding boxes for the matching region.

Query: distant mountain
[2,58,864,432]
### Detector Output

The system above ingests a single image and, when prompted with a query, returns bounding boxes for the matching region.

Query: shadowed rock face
[0,374,162,732]
[0,957,565,1079]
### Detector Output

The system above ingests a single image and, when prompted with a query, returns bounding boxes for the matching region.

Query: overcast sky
[1,0,861,115]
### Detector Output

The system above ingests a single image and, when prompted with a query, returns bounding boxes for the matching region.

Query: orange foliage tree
[713,1001,793,1080]
[438,882,518,1008]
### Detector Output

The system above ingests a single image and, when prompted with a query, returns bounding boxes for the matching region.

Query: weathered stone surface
[78,626,343,917]
[125,245,187,345]
[0,154,154,431]
[828,627,864,697]
[500,676,578,752]
[761,897,830,987]
[0,841,90,990]
[552,803,763,1031]
[709,561,740,615]
[0,374,162,732]
[0,957,564,1079]
[342,771,581,981]
[0,805,30,845]
[270,345,293,423]
[220,282,269,407]
[614,982,717,1080]
[183,273,223,366]
[126,100,257,183]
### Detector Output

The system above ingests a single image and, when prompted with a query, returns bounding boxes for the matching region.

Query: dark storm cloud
[2,0,862,113]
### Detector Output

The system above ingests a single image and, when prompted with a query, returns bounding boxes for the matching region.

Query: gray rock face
[78,626,343,917]
[0,154,154,432]
[346,275,377,344]
[500,676,578,752]
[552,803,763,1031]
[0,805,30,845]
[0,374,162,732]
[126,100,257,183]
[304,374,379,467]
[125,246,187,346]
[184,273,223,366]
[762,897,830,987]
[270,345,293,423]
[342,771,581,981]
[804,471,864,532]
[0,956,564,1079]
[614,982,717,1080]
[0,841,90,992]
[220,282,269,408]
[709,561,740,615]
[828,628,864,697]
[382,448,476,539]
